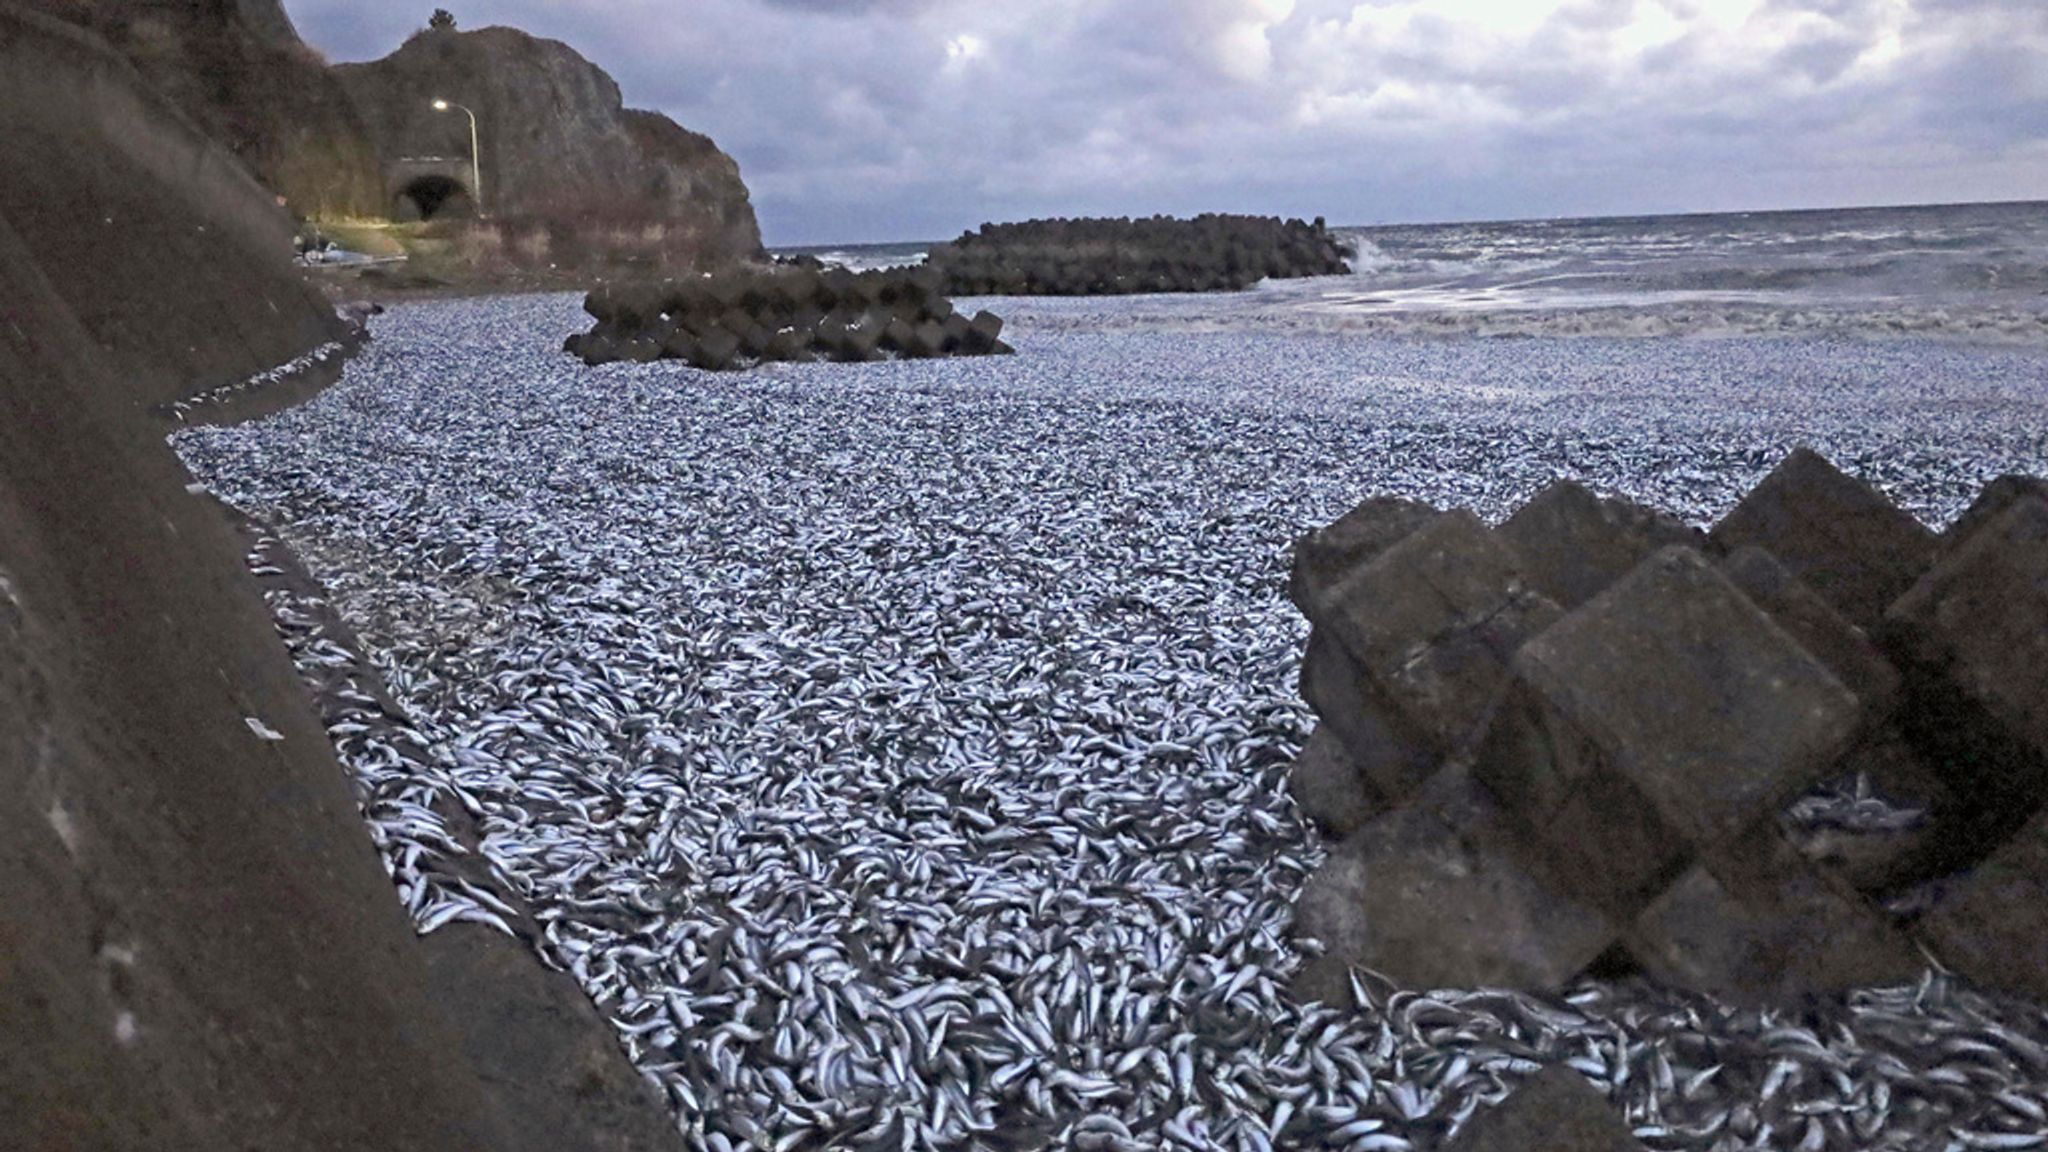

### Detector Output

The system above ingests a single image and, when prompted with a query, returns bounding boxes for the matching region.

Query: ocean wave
[810,247,927,273]
[998,293,2048,345]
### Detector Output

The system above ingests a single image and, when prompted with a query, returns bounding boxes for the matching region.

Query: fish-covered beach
[172,202,2048,1152]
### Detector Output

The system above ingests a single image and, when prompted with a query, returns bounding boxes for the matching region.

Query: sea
[775,200,2048,343]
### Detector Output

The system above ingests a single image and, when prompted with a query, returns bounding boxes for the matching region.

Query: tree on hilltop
[429,9,457,31]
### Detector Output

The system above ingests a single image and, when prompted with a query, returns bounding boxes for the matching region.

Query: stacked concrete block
[1476,547,1862,915]
[1497,480,1703,610]
[1288,495,1439,620]
[1319,512,1564,764]
[1286,728,1380,839]
[1286,453,2048,1008]
[926,214,1353,297]
[1918,809,2048,1003]
[1882,496,2048,858]
[1299,634,1440,802]
[1784,727,1954,897]
[1444,1066,1645,1152]
[1943,475,2048,549]
[1285,495,1440,833]
[1292,769,1616,1003]
[1717,545,1899,722]
[1628,823,1921,1004]
[566,266,1012,370]
[1709,447,1938,629]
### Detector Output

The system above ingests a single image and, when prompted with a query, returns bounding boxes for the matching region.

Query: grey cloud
[284,1,2048,243]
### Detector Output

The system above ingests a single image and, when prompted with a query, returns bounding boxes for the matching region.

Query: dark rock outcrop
[928,214,1352,296]
[14,0,388,218]
[337,25,761,261]
[20,3,762,266]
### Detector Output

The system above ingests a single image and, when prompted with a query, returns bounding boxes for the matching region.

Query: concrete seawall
[0,7,675,1148]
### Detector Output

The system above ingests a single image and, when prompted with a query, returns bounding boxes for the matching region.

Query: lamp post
[432,99,483,216]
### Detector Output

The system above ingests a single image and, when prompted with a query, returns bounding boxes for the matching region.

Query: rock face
[15,0,388,218]
[337,26,761,260]
[21,3,762,263]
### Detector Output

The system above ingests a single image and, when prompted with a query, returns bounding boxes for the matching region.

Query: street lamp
[432,98,483,216]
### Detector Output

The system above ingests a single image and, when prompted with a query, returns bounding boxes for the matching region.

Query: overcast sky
[284,0,2046,246]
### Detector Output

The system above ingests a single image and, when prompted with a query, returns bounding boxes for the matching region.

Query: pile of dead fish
[172,295,2048,1152]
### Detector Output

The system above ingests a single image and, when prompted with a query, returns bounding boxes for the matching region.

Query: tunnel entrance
[395,175,475,222]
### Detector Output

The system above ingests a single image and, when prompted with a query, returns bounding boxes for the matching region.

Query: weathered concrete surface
[0,6,345,413]
[1320,511,1563,759]
[0,10,678,1147]
[1943,475,2048,552]
[1884,498,2048,852]
[1289,495,1438,621]
[1289,727,1380,837]
[0,193,501,1152]
[13,0,388,218]
[1477,547,1861,914]
[1710,447,1937,629]
[1787,727,1955,896]
[1630,825,1920,1005]
[1719,544,1899,722]
[1293,771,1615,999]
[1499,480,1702,611]
[1299,633,1439,801]
[1445,1066,1644,1152]
[1919,810,2048,1004]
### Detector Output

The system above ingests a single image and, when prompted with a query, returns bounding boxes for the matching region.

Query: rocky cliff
[336,25,761,260]
[18,2,761,265]
[18,0,388,219]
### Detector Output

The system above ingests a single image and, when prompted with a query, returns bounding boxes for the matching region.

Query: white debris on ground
[174,293,2048,1152]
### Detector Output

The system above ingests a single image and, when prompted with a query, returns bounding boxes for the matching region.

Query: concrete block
[965,310,1005,352]
[1445,1066,1643,1152]
[840,316,884,361]
[1292,770,1616,999]
[763,328,815,363]
[1785,726,1955,895]
[1943,476,2048,553]
[1918,809,2048,1003]
[1709,447,1937,628]
[1629,824,1921,1006]
[1288,727,1380,837]
[690,325,740,371]
[1320,511,1564,758]
[939,312,973,354]
[1299,633,1443,801]
[736,322,775,359]
[1499,480,1702,610]
[1288,496,1438,621]
[1884,497,2048,843]
[658,328,698,364]
[880,316,923,357]
[1719,545,1899,721]
[1476,547,1862,914]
